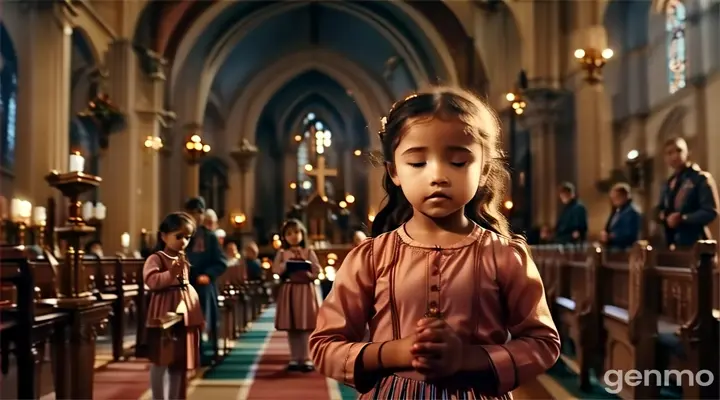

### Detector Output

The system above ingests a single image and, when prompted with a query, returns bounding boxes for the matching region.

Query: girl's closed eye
[408,162,426,168]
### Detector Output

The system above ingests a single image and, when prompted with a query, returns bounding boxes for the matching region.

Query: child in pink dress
[144,212,205,400]
[309,88,561,399]
[273,218,321,372]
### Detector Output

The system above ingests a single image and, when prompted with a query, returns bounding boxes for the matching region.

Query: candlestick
[69,152,85,173]
[121,232,130,249]
[82,201,94,221]
[33,207,47,226]
[94,203,106,220]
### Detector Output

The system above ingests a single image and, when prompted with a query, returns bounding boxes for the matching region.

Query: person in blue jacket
[184,197,227,365]
[601,183,642,250]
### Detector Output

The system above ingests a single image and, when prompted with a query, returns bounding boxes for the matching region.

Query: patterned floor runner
[133,305,573,400]
[185,306,343,399]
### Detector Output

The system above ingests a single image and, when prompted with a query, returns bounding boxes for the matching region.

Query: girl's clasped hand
[408,318,464,379]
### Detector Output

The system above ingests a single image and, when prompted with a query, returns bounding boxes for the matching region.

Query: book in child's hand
[285,260,312,274]
[285,260,312,283]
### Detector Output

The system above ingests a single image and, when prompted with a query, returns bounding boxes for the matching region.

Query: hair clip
[377,116,388,139]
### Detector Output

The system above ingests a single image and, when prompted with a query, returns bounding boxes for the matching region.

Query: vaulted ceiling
[134,0,483,150]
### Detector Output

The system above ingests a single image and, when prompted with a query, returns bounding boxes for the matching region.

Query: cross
[306,155,337,198]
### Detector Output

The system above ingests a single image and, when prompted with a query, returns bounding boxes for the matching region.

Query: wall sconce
[184,134,210,164]
[230,212,246,230]
[574,47,613,84]
[505,91,527,115]
[144,135,163,152]
[271,233,282,250]
[625,149,652,189]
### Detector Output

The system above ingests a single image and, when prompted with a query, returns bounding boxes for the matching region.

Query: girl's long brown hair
[371,86,513,239]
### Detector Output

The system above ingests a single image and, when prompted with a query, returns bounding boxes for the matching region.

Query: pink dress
[144,251,205,370]
[309,224,560,399]
[273,247,321,331]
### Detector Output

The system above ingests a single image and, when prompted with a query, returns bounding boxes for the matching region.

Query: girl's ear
[159,232,168,245]
[386,161,401,186]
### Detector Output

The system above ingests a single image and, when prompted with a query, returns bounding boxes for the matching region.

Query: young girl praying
[273,218,322,372]
[144,212,205,400]
[309,87,560,399]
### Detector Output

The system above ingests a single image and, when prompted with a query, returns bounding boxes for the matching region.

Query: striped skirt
[274,282,319,331]
[358,374,513,400]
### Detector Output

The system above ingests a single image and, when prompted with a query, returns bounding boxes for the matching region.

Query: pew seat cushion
[603,305,627,323]
[602,305,681,334]
[556,296,575,311]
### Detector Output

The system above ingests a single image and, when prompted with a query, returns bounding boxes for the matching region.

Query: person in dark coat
[656,137,719,248]
[554,182,588,244]
[184,197,227,365]
[601,183,642,250]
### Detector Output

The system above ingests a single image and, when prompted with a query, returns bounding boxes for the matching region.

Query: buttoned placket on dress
[425,248,443,319]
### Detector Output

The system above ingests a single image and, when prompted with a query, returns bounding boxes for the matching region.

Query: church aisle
[135,306,568,400]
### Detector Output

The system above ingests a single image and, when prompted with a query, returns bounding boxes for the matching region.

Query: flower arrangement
[79,93,126,149]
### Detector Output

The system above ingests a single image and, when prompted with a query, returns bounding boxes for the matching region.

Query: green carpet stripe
[546,360,619,399]
[201,308,275,381]
[339,383,358,400]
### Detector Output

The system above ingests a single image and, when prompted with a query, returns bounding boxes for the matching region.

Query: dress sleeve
[271,250,285,275]
[307,249,322,277]
[483,241,561,395]
[143,255,178,290]
[309,239,375,391]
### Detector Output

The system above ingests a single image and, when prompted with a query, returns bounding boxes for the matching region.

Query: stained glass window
[1,69,18,170]
[665,0,687,94]
[296,112,335,196]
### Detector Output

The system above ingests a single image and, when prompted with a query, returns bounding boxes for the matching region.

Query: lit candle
[121,232,130,249]
[19,200,32,219]
[69,151,85,173]
[94,203,106,220]
[82,201,94,221]
[33,207,47,226]
[10,198,23,220]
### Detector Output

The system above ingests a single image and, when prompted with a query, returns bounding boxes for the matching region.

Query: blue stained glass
[665,0,687,94]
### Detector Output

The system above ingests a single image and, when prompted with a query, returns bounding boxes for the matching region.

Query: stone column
[230,140,258,224]
[14,3,72,204]
[185,163,200,199]
[524,88,567,227]
[182,123,205,199]
[134,57,169,232]
[570,25,614,235]
[100,39,139,253]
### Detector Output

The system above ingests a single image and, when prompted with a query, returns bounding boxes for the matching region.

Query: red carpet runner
[245,330,330,399]
[93,359,151,399]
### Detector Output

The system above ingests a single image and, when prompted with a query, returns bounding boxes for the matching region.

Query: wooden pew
[85,257,146,361]
[0,248,66,399]
[534,241,720,399]
[547,244,604,391]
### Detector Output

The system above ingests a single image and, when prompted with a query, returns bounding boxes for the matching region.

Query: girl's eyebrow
[401,146,427,156]
[446,146,473,154]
